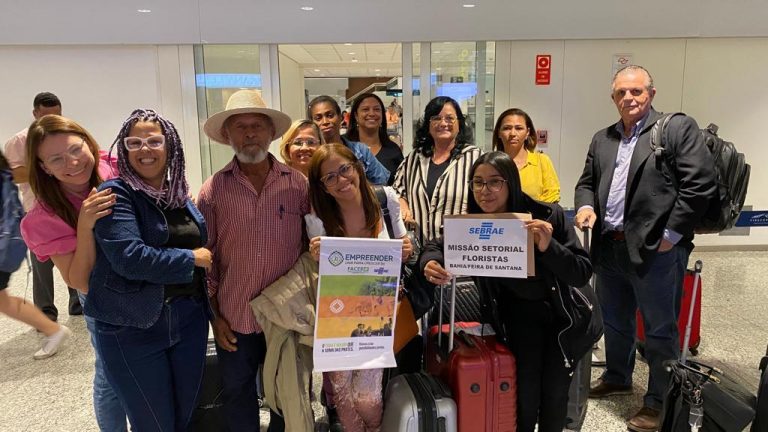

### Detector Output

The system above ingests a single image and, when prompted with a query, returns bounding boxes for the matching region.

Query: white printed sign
[443,213,534,278]
[313,237,402,372]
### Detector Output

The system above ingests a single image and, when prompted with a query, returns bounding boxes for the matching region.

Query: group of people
[0,63,716,432]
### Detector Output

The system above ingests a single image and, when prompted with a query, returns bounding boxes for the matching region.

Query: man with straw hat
[198,90,308,431]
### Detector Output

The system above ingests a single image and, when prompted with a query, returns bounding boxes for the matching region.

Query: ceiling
[279,43,402,77]
[2,1,768,45]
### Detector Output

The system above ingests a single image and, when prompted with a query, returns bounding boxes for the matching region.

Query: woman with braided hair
[87,109,213,431]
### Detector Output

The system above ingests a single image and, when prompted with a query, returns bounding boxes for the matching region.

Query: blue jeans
[79,293,128,431]
[216,331,285,432]
[94,297,208,431]
[596,238,688,409]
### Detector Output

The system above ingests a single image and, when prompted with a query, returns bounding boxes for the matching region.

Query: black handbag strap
[373,185,395,239]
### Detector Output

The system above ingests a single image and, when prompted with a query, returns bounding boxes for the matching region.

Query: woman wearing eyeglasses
[393,96,481,243]
[87,109,213,431]
[420,151,593,432]
[493,108,560,202]
[21,114,128,430]
[308,95,390,185]
[345,93,404,185]
[306,143,412,432]
[280,119,325,177]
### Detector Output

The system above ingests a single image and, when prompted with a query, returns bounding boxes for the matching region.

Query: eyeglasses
[290,138,320,148]
[320,163,357,187]
[123,135,166,151]
[43,140,87,170]
[470,178,508,192]
[429,115,457,124]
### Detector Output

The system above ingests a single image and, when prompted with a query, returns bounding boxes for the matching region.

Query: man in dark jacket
[574,65,716,432]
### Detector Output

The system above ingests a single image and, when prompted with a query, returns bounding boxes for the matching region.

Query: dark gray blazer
[574,108,716,275]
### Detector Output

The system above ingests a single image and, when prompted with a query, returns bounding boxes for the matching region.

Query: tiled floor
[0,250,765,431]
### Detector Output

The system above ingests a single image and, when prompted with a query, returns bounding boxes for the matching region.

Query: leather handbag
[393,297,419,354]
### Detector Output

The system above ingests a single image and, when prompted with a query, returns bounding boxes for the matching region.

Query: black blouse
[161,206,205,299]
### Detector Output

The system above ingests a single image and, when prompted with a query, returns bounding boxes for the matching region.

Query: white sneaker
[34,325,72,360]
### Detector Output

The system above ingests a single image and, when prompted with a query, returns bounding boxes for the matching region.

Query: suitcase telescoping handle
[435,276,459,352]
[681,260,703,364]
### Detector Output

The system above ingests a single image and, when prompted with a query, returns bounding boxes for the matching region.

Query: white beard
[233,144,268,164]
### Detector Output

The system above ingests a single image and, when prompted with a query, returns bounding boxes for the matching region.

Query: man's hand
[213,317,238,352]
[658,239,675,253]
[574,208,597,230]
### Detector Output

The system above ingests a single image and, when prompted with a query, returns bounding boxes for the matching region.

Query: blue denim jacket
[341,137,390,185]
[86,178,208,329]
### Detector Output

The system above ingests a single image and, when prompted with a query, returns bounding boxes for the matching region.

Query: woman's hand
[526,219,554,252]
[193,247,213,271]
[399,197,414,225]
[401,236,413,261]
[424,260,452,285]
[309,236,321,262]
[78,188,116,230]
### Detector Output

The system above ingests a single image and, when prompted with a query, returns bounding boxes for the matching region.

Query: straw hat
[203,90,292,144]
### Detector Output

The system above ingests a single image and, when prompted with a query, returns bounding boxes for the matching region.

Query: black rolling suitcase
[752,345,768,432]
[565,228,596,430]
[189,339,227,432]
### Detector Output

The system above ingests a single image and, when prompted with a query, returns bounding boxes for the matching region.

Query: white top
[305,186,406,239]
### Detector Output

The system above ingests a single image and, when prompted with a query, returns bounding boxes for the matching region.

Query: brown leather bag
[393,297,419,354]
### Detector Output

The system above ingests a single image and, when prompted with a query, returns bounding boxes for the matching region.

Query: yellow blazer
[519,150,560,203]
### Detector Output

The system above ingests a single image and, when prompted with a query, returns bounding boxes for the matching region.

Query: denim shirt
[85,178,208,329]
[341,136,390,185]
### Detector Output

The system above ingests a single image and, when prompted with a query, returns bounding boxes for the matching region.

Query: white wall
[304,78,349,107]
[497,38,766,246]
[278,52,307,124]
[0,45,203,192]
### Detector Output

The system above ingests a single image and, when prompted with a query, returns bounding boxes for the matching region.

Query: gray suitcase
[381,372,458,432]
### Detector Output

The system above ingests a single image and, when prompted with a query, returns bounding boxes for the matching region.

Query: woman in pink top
[21,114,128,431]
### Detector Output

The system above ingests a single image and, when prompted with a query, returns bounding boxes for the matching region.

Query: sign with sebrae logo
[444,213,534,278]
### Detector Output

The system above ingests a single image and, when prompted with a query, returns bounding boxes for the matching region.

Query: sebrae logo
[373,267,389,275]
[328,251,344,267]
[468,221,505,240]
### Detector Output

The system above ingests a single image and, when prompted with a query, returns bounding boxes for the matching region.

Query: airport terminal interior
[2,1,768,431]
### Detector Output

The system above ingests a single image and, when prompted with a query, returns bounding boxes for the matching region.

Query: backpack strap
[650,112,685,158]
[373,185,394,239]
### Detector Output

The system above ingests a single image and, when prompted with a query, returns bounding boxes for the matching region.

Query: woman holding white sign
[420,151,593,432]
[307,143,413,432]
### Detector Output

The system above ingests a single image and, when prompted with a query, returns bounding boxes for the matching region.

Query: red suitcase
[636,263,702,356]
[426,279,517,432]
